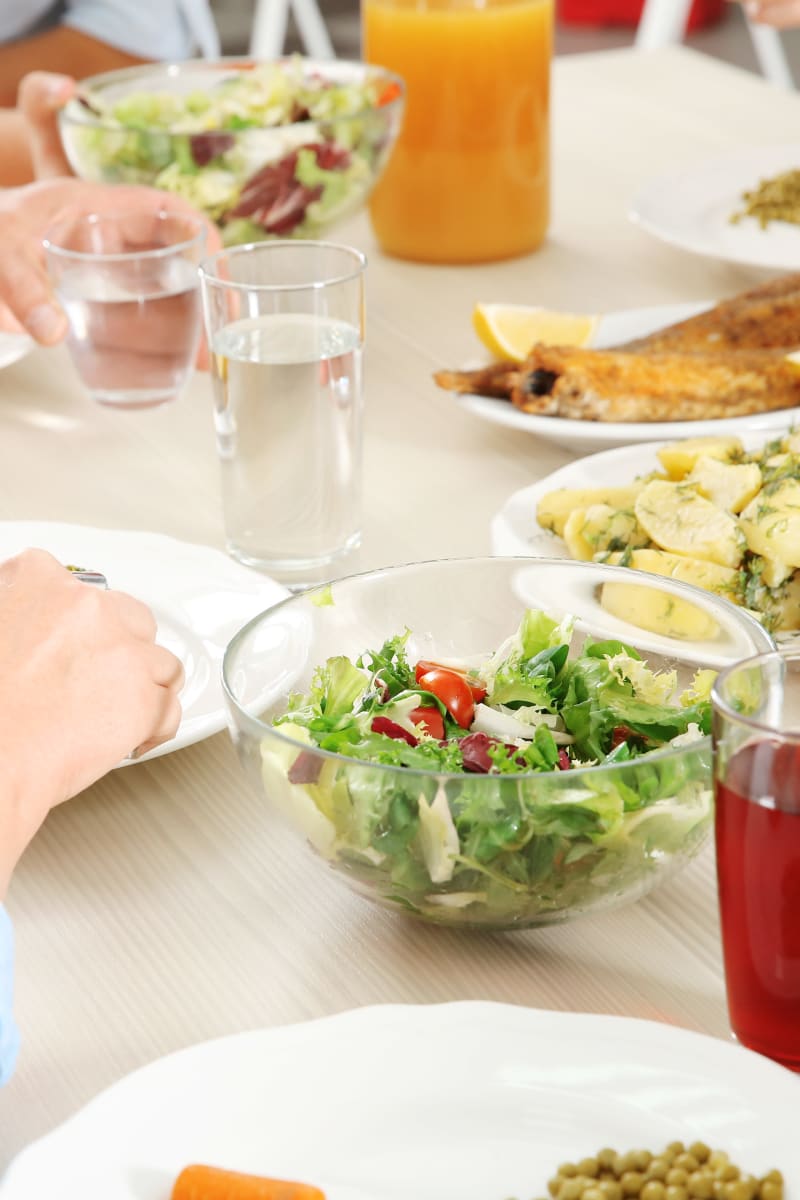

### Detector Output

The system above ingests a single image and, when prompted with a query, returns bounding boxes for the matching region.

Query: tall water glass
[44,210,205,408]
[712,648,800,1072]
[199,241,365,588]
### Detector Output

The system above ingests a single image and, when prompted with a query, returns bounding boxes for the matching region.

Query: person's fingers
[150,644,186,691]
[17,72,75,180]
[105,589,159,643]
[0,235,67,344]
[131,691,183,757]
[744,0,800,23]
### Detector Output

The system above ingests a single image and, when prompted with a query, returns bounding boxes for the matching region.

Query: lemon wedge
[472,303,599,362]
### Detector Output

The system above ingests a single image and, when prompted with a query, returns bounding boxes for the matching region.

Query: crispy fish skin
[621,272,800,353]
[512,344,800,422]
[433,362,520,398]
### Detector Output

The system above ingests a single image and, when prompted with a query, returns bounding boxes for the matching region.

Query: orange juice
[363,0,553,264]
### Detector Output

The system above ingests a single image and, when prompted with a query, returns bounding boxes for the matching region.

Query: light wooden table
[2,44,799,1167]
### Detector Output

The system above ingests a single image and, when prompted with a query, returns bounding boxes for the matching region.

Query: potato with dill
[515,1142,784,1200]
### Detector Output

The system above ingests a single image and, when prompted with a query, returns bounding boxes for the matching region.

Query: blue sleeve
[0,905,20,1086]
[62,0,220,60]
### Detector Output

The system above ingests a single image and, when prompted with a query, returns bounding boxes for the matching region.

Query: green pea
[759,1183,782,1200]
[667,1172,689,1188]
[689,1145,711,1165]
[584,1188,606,1200]
[578,1160,600,1180]
[559,1179,584,1200]
[621,1173,645,1196]
[600,1181,623,1200]
[647,1162,670,1183]
[666,1188,689,1200]
[642,1183,666,1200]
[717,1167,740,1184]
[687,1171,714,1199]
[676,1157,700,1174]
[560,1165,580,1179]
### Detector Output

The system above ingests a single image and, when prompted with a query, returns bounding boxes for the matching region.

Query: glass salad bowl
[222,558,773,930]
[59,57,404,244]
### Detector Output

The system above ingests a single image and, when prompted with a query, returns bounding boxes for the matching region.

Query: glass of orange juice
[362,0,553,264]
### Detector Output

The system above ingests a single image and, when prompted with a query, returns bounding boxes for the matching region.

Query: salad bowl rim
[58,55,407,136]
[222,554,775,783]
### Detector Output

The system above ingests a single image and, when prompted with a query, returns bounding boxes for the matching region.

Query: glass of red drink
[712,649,800,1072]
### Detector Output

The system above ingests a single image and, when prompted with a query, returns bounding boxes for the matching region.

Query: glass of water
[44,210,205,409]
[199,241,366,588]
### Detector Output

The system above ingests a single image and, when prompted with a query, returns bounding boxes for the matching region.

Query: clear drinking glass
[44,210,205,408]
[199,241,366,588]
[712,648,800,1072]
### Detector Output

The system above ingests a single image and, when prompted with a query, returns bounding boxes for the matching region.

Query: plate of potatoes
[492,429,800,634]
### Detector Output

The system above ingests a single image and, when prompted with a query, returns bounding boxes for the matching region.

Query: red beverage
[715,740,800,1070]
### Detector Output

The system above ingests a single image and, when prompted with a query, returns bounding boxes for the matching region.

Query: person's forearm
[0,27,147,108]
[0,110,34,187]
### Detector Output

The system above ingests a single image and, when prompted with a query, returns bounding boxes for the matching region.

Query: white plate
[0,523,286,763]
[0,332,33,370]
[452,302,800,454]
[490,433,780,559]
[630,143,800,270]
[2,1002,798,1199]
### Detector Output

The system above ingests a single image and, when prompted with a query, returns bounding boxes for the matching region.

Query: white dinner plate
[450,302,800,454]
[2,1003,798,1199]
[0,523,286,763]
[630,143,800,270]
[0,332,33,371]
[490,433,780,559]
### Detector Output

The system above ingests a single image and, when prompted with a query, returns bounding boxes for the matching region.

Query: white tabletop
[2,44,800,1166]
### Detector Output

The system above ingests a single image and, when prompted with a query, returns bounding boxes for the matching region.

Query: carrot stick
[171,1164,326,1200]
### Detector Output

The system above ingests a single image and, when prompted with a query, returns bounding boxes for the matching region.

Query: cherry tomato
[414,660,487,705]
[418,668,475,729]
[409,705,445,740]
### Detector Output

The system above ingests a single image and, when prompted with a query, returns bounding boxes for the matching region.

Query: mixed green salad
[62,58,402,243]
[263,609,714,926]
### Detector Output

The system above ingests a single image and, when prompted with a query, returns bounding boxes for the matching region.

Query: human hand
[735,0,800,27]
[0,549,184,895]
[0,179,220,362]
[17,71,76,180]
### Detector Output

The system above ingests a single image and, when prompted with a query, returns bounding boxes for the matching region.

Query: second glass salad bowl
[59,57,404,245]
[223,558,773,930]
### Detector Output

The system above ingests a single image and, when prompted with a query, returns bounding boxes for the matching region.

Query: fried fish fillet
[509,345,800,422]
[621,272,800,354]
[433,361,520,397]
[434,272,800,422]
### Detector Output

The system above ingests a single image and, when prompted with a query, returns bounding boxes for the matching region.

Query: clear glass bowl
[223,558,774,930]
[59,58,404,245]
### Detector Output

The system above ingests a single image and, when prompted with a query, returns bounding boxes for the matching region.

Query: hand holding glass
[712,648,800,1072]
[44,209,205,408]
[199,241,366,588]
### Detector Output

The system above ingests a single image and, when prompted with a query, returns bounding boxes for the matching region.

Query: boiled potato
[685,455,762,514]
[739,481,800,569]
[614,548,740,600]
[634,480,745,568]
[657,436,744,480]
[563,504,648,562]
[536,484,644,538]
[600,580,720,641]
[759,554,794,588]
[771,572,800,630]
